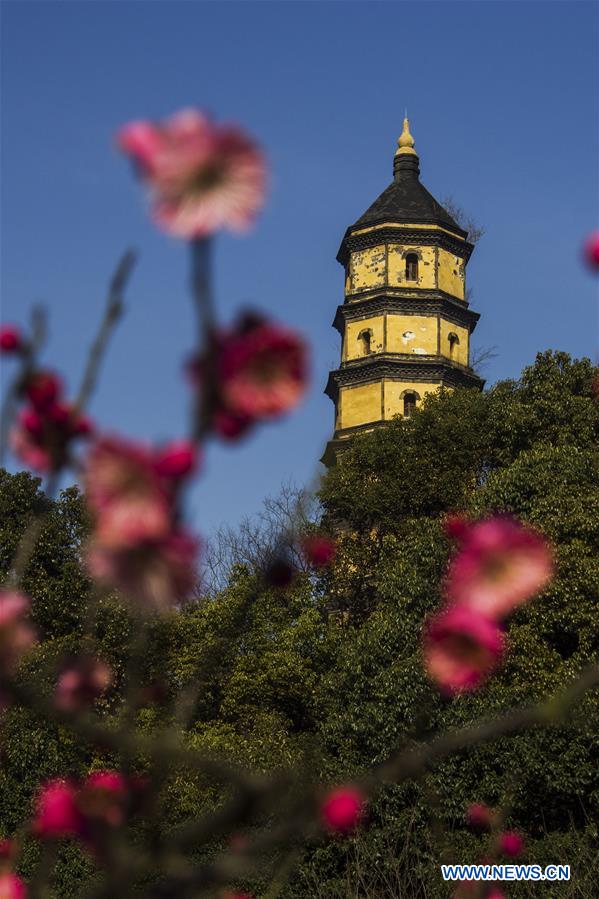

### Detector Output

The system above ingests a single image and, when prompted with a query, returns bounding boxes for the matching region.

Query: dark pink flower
[77,770,129,828]
[84,435,198,549]
[301,535,337,568]
[0,873,27,899]
[218,320,308,421]
[0,591,36,675]
[466,802,495,831]
[423,605,504,694]
[117,108,267,238]
[445,517,553,619]
[87,528,198,612]
[24,371,62,412]
[212,408,253,441]
[153,439,199,480]
[583,231,599,270]
[320,785,365,834]
[498,830,525,857]
[0,326,23,354]
[11,399,92,473]
[33,780,83,840]
[443,513,471,541]
[55,656,112,711]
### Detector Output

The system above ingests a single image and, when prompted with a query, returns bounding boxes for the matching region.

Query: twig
[74,249,137,412]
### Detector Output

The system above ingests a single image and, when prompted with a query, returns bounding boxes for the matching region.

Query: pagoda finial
[395,116,417,157]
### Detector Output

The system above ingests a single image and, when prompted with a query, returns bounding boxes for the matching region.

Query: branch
[74,249,137,412]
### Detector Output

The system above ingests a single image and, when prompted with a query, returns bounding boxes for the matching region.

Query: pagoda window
[358,329,372,355]
[405,254,419,282]
[448,332,460,359]
[403,392,417,418]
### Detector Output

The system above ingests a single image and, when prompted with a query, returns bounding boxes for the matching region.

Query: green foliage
[1,351,598,896]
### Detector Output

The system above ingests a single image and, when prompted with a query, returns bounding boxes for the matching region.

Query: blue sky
[2,1,598,540]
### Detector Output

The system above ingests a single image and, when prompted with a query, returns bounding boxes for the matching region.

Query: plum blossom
[55,656,112,711]
[10,372,92,473]
[33,780,83,840]
[84,436,199,610]
[87,528,198,612]
[583,231,599,270]
[0,873,27,899]
[189,314,308,440]
[497,830,525,857]
[444,516,553,619]
[0,591,36,676]
[423,605,504,694]
[0,326,24,354]
[466,802,496,831]
[301,535,337,568]
[320,785,365,834]
[77,770,129,829]
[117,108,266,238]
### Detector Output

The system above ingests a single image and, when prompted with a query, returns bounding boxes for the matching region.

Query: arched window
[358,329,372,355]
[448,332,460,359]
[405,253,419,281]
[403,392,417,418]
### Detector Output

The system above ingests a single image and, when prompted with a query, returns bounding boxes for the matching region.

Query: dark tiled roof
[353,175,464,234]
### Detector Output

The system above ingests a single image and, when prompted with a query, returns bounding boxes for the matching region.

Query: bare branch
[74,249,137,412]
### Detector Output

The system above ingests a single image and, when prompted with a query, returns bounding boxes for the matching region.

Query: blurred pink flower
[423,605,504,694]
[78,770,129,828]
[87,528,198,612]
[24,371,63,411]
[320,785,365,834]
[466,802,496,831]
[84,436,197,549]
[0,873,27,899]
[0,591,36,675]
[55,656,112,711]
[33,780,83,840]
[583,231,599,270]
[117,108,266,238]
[11,395,92,474]
[445,517,553,619]
[498,830,525,857]
[218,318,308,421]
[0,325,24,354]
[301,535,337,568]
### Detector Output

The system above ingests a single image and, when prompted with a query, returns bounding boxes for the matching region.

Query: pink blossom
[218,319,308,421]
[498,830,525,857]
[87,528,198,612]
[301,535,337,568]
[11,400,92,473]
[212,408,253,441]
[153,439,199,480]
[0,326,23,354]
[84,436,197,543]
[78,770,129,828]
[445,517,553,619]
[33,780,83,840]
[320,785,365,834]
[117,108,267,238]
[423,605,504,694]
[24,371,62,412]
[466,802,495,831]
[0,591,36,675]
[55,656,112,711]
[0,873,27,899]
[583,231,599,270]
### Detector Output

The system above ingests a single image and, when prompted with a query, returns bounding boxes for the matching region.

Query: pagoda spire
[393,116,420,180]
[395,116,417,156]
